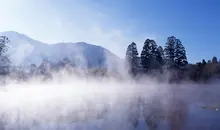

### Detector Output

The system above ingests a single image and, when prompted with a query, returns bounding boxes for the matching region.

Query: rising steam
[0,53,220,130]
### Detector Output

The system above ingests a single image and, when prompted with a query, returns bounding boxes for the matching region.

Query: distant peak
[0,31,29,38]
[75,42,89,45]
[75,42,102,48]
[1,31,22,35]
[0,31,45,45]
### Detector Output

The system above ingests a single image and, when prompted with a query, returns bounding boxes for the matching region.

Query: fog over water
[0,73,220,130]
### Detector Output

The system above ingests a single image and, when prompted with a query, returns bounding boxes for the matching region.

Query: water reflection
[127,95,220,130]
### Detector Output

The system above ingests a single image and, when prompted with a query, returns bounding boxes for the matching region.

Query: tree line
[1,35,220,83]
[125,36,220,83]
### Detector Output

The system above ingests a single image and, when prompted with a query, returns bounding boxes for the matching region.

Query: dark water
[185,104,220,130]
[1,103,220,130]
[136,104,220,130]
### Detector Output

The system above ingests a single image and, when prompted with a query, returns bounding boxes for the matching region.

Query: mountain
[0,31,121,68]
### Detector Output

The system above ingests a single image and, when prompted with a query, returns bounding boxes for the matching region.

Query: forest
[125,36,220,83]
[0,35,220,84]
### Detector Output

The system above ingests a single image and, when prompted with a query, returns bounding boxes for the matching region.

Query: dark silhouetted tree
[157,46,165,66]
[174,39,188,69]
[141,39,159,73]
[125,42,139,76]
[164,36,176,69]
[202,59,207,66]
[212,56,218,64]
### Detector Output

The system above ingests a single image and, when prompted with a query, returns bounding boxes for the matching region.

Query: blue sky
[0,0,219,63]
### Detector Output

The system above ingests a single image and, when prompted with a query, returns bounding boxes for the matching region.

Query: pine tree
[174,39,188,69]
[164,36,176,69]
[202,59,207,66]
[157,46,165,66]
[140,39,159,73]
[212,56,218,64]
[125,42,139,76]
[0,36,9,56]
[0,36,11,75]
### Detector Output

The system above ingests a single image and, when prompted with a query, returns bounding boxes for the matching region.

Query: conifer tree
[174,39,188,69]
[212,56,218,64]
[0,36,11,75]
[125,42,139,76]
[202,59,207,66]
[141,39,158,73]
[164,36,176,69]
[0,36,9,56]
[157,46,165,66]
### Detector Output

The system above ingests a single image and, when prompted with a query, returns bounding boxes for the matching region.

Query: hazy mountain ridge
[0,31,121,68]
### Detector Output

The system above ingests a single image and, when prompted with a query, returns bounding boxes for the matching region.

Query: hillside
[0,31,121,68]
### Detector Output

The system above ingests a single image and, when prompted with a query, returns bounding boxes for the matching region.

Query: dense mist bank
[1,72,220,130]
